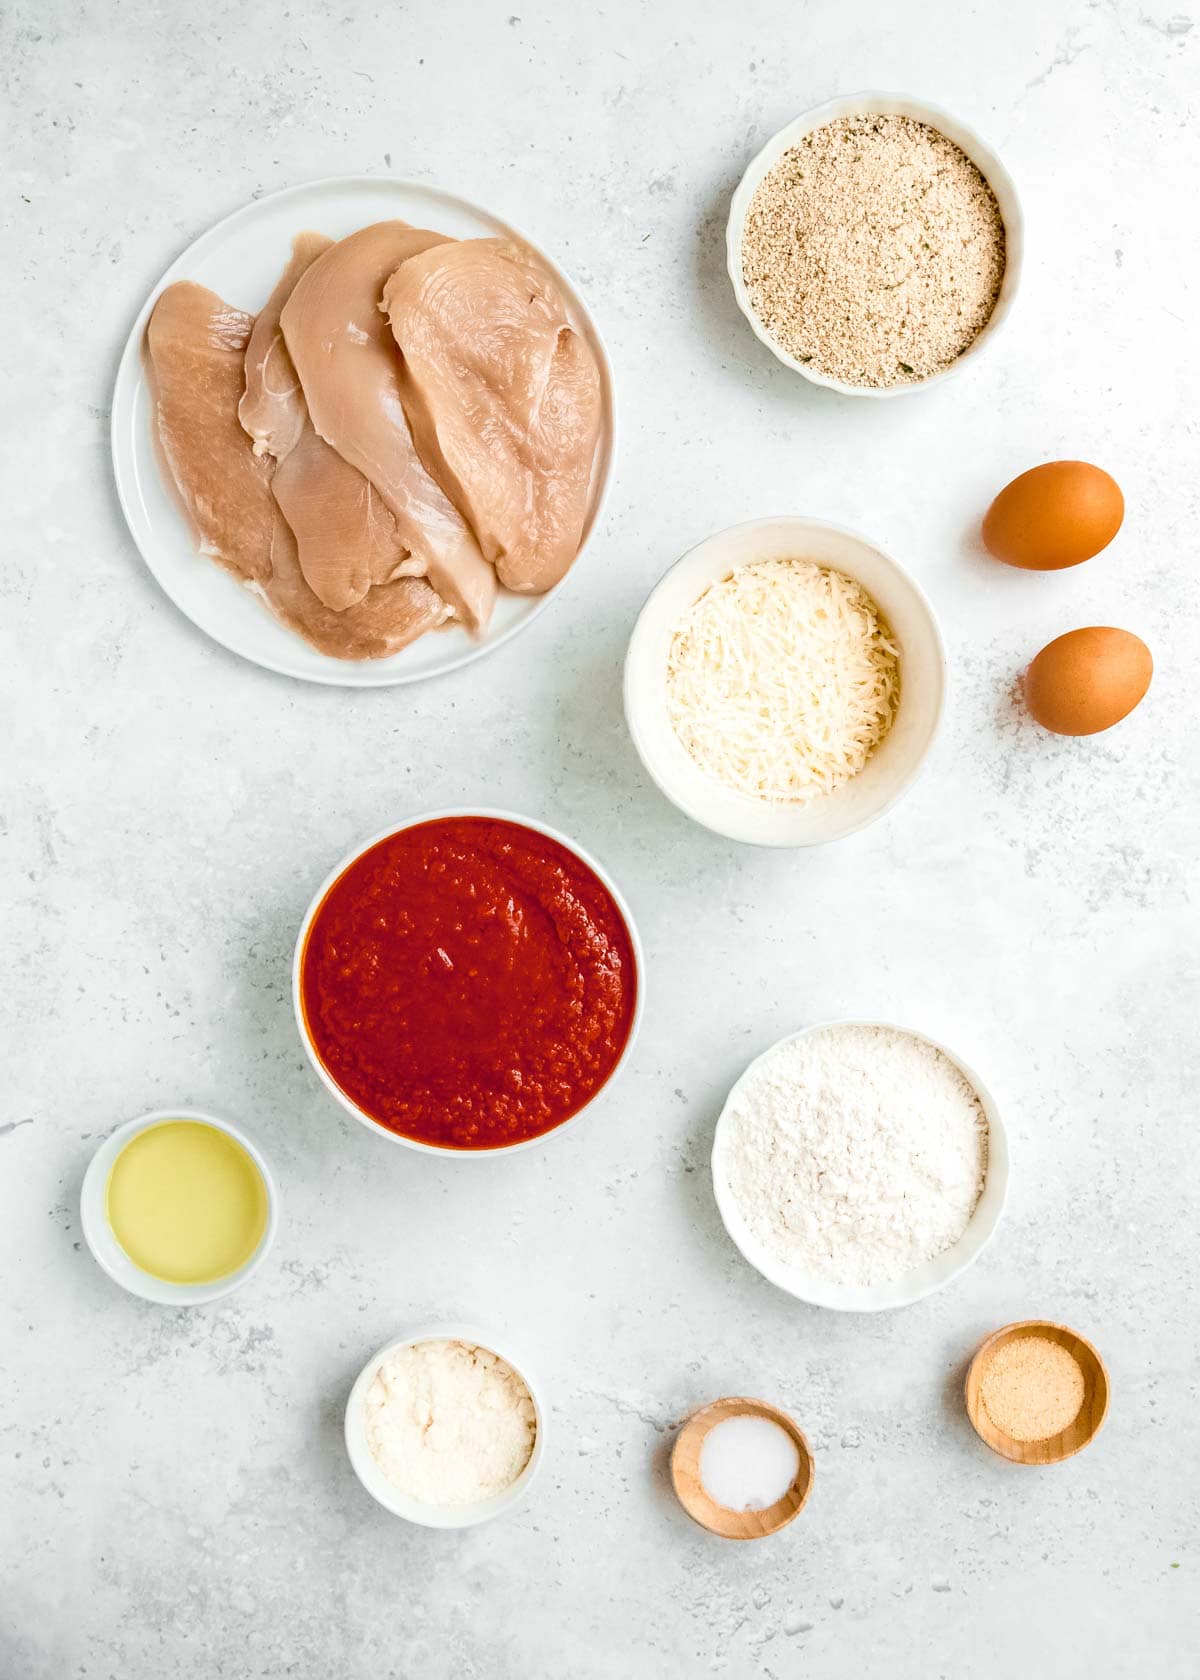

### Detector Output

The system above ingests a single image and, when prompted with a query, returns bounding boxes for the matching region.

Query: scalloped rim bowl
[711,1020,1010,1311]
[726,91,1024,397]
[344,1324,546,1526]
[623,517,946,847]
[294,808,644,1155]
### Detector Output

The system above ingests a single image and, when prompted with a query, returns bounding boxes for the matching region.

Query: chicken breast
[149,278,447,661]
[146,281,275,585]
[265,513,450,660]
[270,421,412,613]
[382,238,603,594]
[239,231,332,459]
[280,220,497,632]
[241,234,412,614]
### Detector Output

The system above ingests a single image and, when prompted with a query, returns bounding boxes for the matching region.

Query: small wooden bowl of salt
[670,1397,813,1539]
[965,1320,1109,1465]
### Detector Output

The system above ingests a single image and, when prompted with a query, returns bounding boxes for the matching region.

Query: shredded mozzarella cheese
[665,558,900,804]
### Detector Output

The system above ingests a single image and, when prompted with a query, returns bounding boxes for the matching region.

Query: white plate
[711,1021,1009,1311]
[111,177,616,686]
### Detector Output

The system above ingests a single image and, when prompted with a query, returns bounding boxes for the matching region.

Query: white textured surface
[2,1,1198,1675]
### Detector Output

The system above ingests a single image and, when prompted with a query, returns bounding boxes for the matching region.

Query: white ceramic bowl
[624,517,945,846]
[727,91,1024,396]
[294,808,644,1154]
[711,1021,1010,1312]
[345,1325,546,1527]
[79,1108,280,1306]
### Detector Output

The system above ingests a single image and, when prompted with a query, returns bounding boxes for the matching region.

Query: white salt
[699,1414,800,1512]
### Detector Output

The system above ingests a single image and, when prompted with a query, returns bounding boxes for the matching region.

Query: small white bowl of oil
[80,1108,279,1305]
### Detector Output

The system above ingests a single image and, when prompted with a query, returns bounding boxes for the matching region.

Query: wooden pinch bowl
[965,1320,1109,1465]
[670,1397,813,1539]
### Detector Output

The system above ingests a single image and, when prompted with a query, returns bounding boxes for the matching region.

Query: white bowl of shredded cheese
[711,1021,1010,1312]
[345,1326,546,1527]
[624,517,945,845]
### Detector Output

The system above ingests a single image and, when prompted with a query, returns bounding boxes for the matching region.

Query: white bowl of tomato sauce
[293,810,644,1155]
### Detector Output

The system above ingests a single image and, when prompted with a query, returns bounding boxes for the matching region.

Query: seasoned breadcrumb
[741,115,1005,388]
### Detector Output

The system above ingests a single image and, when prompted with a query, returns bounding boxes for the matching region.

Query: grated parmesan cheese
[365,1339,536,1505]
[665,558,900,804]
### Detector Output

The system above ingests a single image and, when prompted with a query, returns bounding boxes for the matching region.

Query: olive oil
[106,1120,268,1284]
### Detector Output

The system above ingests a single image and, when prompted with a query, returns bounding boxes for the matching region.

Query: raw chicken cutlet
[239,230,332,460]
[272,423,416,614]
[242,233,416,615]
[147,279,447,659]
[266,519,450,660]
[383,238,603,594]
[280,220,497,633]
[146,281,275,586]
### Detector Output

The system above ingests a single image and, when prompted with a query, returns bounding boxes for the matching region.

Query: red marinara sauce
[300,817,638,1149]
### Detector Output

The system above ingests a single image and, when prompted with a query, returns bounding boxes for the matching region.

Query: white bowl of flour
[711,1022,1009,1311]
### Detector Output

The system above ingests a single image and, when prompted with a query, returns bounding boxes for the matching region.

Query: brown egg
[1024,627,1152,736]
[983,461,1124,570]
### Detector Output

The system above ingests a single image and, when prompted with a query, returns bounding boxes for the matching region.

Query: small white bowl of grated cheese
[711,1021,1010,1312]
[345,1325,546,1526]
[624,517,945,846]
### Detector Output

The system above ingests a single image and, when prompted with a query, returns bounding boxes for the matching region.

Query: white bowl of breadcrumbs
[727,92,1023,396]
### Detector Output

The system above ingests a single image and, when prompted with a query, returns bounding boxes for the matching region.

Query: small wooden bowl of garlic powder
[624,516,945,846]
[345,1328,544,1526]
[966,1322,1109,1464]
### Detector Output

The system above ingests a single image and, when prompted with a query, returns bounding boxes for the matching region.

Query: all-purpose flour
[717,1026,989,1287]
[365,1339,536,1505]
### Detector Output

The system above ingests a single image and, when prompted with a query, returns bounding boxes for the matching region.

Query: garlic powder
[365,1339,536,1505]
